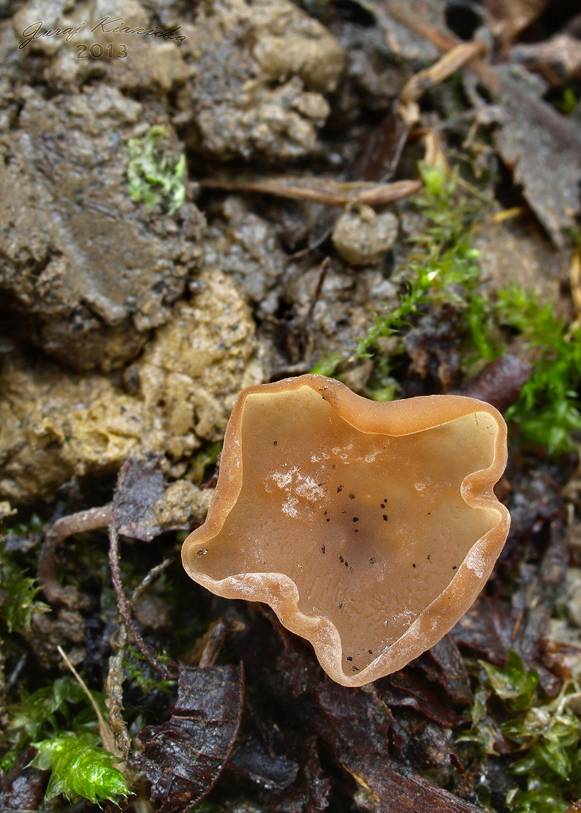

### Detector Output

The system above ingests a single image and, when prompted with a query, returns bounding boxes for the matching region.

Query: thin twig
[200,177,421,208]
[303,258,330,332]
[108,508,176,681]
[199,619,229,669]
[400,41,488,105]
[57,645,121,758]
[129,556,176,610]
[104,620,132,760]
[381,0,500,91]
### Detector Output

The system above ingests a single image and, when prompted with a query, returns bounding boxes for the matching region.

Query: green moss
[4,675,106,755]
[127,125,186,215]
[4,671,131,804]
[496,287,581,454]
[460,652,581,813]
[353,159,497,397]
[186,441,223,486]
[0,535,49,635]
[352,158,581,455]
[32,736,129,804]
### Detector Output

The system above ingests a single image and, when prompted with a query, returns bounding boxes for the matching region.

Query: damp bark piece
[182,374,510,687]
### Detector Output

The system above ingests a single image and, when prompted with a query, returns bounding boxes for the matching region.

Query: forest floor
[2,0,581,811]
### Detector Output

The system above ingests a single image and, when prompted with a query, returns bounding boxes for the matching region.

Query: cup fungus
[182,374,510,687]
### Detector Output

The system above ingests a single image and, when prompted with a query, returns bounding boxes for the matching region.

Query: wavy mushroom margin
[182,374,511,687]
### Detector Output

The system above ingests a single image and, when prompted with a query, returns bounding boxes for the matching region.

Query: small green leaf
[480,651,539,711]
[506,785,570,813]
[0,570,50,633]
[310,351,344,377]
[32,736,130,804]
[8,676,96,746]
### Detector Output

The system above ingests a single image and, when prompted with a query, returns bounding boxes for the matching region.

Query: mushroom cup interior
[183,382,508,679]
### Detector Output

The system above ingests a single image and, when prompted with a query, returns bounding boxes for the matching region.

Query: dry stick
[303,257,330,331]
[200,178,422,208]
[129,555,175,610]
[384,0,581,158]
[568,246,581,335]
[382,0,457,52]
[358,179,422,205]
[382,0,500,91]
[105,558,175,760]
[108,508,176,681]
[57,645,121,758]
[399,40,488,106]
[5,653,27,694]
[104,619,132,761]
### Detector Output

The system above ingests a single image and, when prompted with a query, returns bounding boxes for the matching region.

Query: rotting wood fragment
[133,663,244,813]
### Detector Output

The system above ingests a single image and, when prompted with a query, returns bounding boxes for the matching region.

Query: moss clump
[127,126,186,216]
[460,651,581,813]
[353,159,581,455]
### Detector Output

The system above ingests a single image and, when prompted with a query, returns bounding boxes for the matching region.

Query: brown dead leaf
[313,680,393,759]
[228,735,299,791]
[450,354,532,413]
[494,65,581,247]
[133,663,244,813]
[377,670,465,727]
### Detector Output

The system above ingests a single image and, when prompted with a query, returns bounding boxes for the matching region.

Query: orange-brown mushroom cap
[182,374,510,687]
